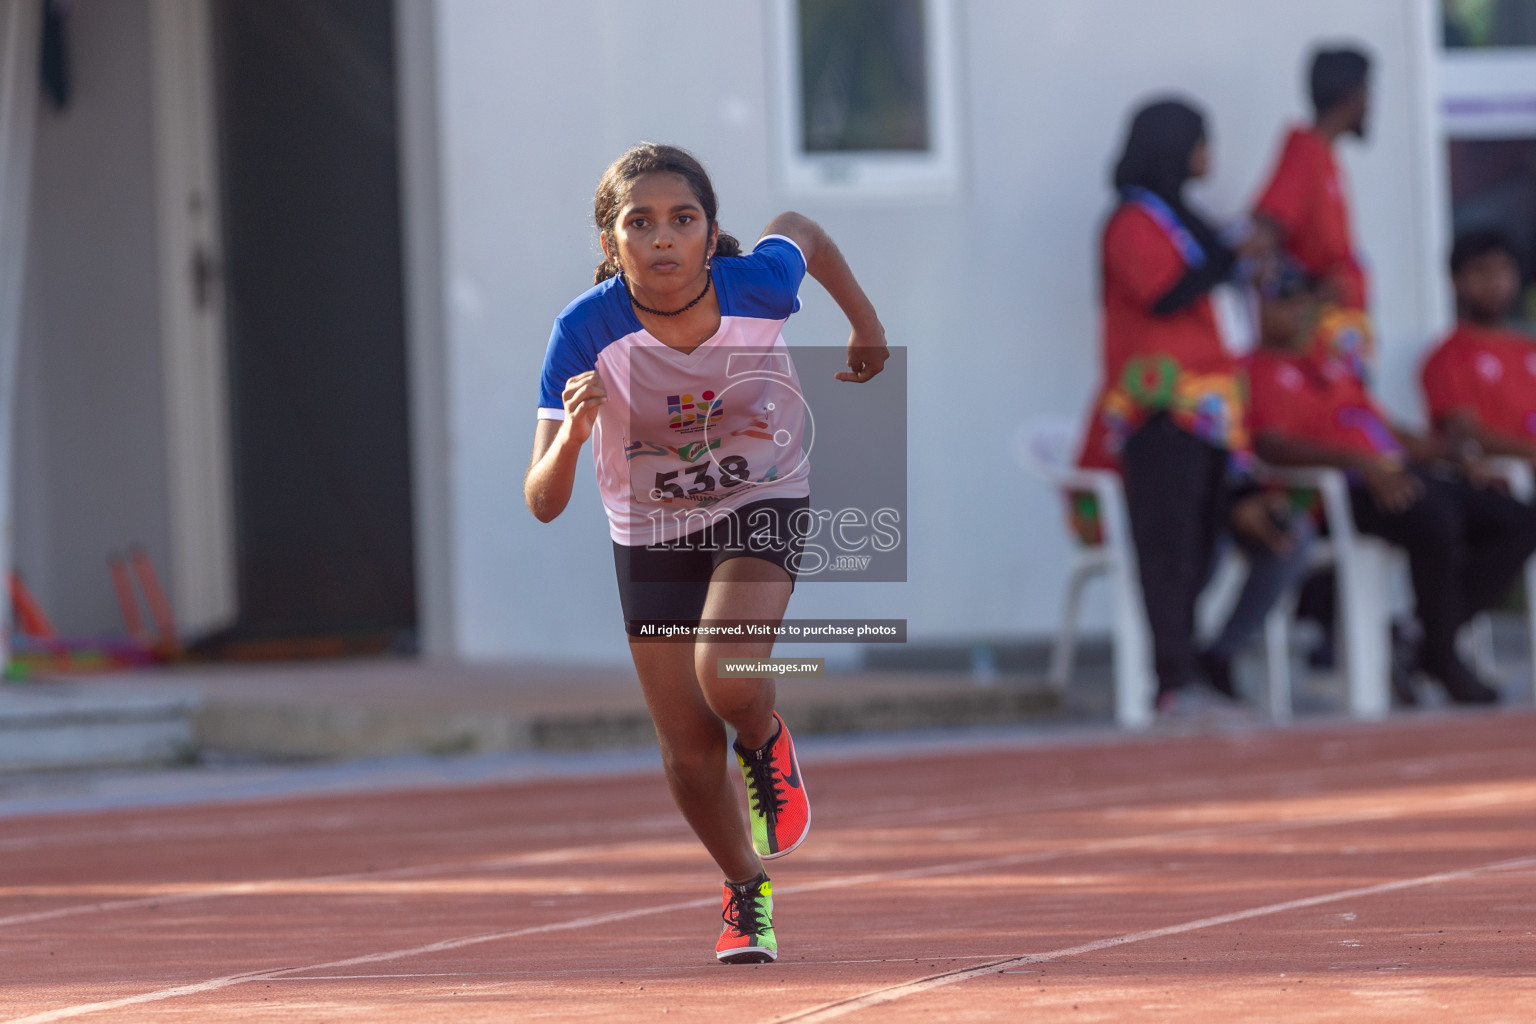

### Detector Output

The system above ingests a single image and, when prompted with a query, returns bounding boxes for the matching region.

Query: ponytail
[714,233,742,259]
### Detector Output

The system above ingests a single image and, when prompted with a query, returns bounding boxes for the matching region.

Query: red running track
[2,712,1534,1022]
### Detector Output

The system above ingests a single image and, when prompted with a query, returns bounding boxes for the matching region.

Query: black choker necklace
[626,274,711,317]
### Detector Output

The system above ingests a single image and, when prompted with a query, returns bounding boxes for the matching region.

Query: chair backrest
[1013,414,1135,552]
[1012,415,1086,487]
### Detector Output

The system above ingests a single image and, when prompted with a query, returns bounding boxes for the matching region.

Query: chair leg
[1262,602,1292,723]
[1465,614,1497,681]
[1338,543,1393,720]
[1110,559,1155,731]
[1525,559,1536,704]
[1048,564,1098,692]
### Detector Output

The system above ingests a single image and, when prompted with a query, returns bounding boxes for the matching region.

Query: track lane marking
[0,898,721,1024]
[5,777,1525,930]
[2,741,1525,847]
[4,748,1528,930]
[841,746,1536,830]
[5,784,1534,1023]
[272,955,1020,980]
[0,837,698,929]
[766,854,1536,1023]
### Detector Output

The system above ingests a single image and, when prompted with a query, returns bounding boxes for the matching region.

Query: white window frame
[1440,48,1536,138]
[769,0,962,198]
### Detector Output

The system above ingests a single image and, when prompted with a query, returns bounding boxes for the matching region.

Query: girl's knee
[693,643,751,688]
[701,682,769,726]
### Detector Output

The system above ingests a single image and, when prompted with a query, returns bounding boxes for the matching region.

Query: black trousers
[1120,413,1231,695]
[1350,469,1536,681]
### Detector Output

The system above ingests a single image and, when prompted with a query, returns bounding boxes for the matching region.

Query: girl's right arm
[524,370,606,522]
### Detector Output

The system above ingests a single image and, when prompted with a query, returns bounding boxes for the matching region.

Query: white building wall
[431,0,1444,662]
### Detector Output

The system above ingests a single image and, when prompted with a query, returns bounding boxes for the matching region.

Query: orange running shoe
[733,711,810,860]
[716,873,776,964]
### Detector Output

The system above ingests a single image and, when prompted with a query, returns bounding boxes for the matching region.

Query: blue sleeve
[715,234,808,320]
[537,316,599,416]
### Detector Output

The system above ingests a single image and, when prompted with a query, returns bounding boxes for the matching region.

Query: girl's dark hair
[592,143,742,284]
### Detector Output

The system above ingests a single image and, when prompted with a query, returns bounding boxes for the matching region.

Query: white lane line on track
[6,784,1534,1024]
[0,812,682,852]
[1,740,1524,849]
[273,956,1021,980]
[0,838,691,929]
[767,854,1536,1024]
[847,746,1533,830]
[0,898,719,1024]
[4,745,1526,931]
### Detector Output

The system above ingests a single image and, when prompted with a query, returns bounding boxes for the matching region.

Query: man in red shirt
[1247,267,1536,705]
[1253,48,1372,311]
[1422,230,1536,460]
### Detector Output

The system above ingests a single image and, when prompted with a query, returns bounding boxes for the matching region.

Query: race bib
[624,351,810,510]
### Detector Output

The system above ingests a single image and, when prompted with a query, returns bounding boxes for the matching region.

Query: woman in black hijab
[1086,97,1268,712]
[1112,100,1238,313]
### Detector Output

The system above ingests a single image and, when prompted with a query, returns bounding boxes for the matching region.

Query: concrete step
[65,658,1058,761]
[0,681,201,771]
[190,671,1059,759]
[12,659,1059,764]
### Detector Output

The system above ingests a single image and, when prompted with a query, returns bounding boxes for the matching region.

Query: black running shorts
[612,495,811,637]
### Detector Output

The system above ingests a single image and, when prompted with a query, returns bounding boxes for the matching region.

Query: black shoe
[1425,656,1500,705]
[1390,662,1419,707]
[1443,674,1500,705]
[1197,649,1237,701]
[1389,629,1420,708]
[1307,633,1336,671]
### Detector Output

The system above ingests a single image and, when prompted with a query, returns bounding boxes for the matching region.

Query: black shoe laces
[741,747,786,823]
[723,879,765,937]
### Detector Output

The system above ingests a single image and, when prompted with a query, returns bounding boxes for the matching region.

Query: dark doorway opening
[207,0,416,656]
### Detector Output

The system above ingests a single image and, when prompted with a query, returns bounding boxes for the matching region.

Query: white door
[148,0,236,636]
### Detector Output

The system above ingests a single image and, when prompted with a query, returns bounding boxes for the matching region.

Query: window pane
[1443,0,1536,48]
[799,0,929,153]
[1449,137,1536,322]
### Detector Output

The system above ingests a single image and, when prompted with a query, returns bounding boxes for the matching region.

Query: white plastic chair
[1467,457,1536,700]
[1016,416,1295,728]
[1257,466,1397,720]
[1015,417,1154,729]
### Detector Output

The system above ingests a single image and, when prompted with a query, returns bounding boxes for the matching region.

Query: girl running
[524,143,888,963]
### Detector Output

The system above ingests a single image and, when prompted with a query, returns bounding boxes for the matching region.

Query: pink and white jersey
[538,235,811,545]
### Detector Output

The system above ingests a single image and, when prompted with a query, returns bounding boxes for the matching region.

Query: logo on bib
[668,390,723,433]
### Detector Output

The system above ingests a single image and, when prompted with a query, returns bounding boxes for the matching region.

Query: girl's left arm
[762,212,889,383]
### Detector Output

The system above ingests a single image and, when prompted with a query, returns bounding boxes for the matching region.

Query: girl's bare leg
[693,556,794,750]
[626,555,794,883]
[629,638,762,884]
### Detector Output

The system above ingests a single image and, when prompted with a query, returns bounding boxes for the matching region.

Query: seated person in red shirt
[1247,266,1536,705]
[1077,400,1315,705]
[1422,229,1536,461]
[1253,47,1373,311]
